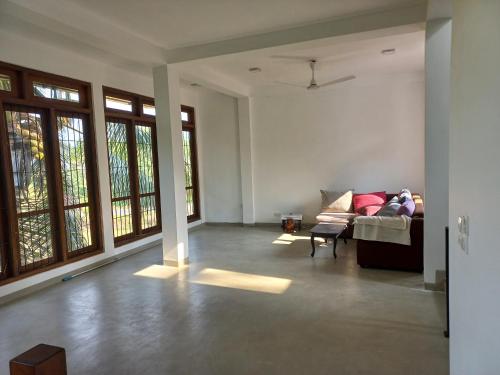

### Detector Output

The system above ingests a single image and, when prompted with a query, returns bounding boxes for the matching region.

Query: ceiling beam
[178,66,250,98]
[164,2,427,63]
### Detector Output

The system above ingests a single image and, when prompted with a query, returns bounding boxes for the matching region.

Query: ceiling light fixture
[249,67,262,73]
[381,48,396,55]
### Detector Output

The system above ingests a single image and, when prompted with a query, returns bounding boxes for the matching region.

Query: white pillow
[320,190,353,213]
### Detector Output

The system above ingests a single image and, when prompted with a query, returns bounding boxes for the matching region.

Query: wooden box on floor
[10,344,67,375]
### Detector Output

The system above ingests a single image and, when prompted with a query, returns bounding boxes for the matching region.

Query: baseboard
[164,258,189,267]
[425,269,446,291]
[0,239,161,306]
[254,222,315,229]
[204,222,244,226]
[424,280,446,292]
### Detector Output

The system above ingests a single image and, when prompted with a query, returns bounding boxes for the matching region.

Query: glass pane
[183,130,193,188]
[57,115,93,252]
[186,188,194,217]
[105,96,132,112]
[64,207,91,252]
[0,215,6,276]
[18,214,53,267]
[143,104,156,116]
[5,110,50,213]
[140,195,157,230]
[181,111,189,122]
[112,199,133,238]
[57,116,89,206]
[33,82,79,102]
[0,73,11,92]
[106,121,131,198]
[5,109,54,266]
[135,125,155,194]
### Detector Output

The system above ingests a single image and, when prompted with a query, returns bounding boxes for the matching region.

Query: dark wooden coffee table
[310,223,348,258]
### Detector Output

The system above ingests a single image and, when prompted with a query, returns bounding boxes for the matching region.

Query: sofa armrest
[410,217,424,248]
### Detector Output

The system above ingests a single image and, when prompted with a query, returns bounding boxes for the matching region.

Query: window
[0,73,11,92]
[33,82,79,102]
[0,61,102,283]
[105,96,133,112]
[103,87,161,245]
[181,105,200,222]
[143,104,156,116]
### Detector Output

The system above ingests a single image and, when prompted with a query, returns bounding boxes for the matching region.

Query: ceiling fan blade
[318,75,356,88]
[271,55,315,61]
[273,81,306,89]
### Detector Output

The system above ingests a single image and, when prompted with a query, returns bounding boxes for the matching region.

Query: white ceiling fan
[273,58,355,90]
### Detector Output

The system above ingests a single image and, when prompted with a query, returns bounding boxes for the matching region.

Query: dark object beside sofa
[317,193,424,273]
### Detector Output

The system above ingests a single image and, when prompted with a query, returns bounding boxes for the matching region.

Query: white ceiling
[63,0,423,49]
[0,0,426,94]
[177,28,425,96]
[1,0,427,76]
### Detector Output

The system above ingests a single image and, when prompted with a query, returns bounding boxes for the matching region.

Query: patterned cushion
[397,199,416,217]
[377,196,401,217]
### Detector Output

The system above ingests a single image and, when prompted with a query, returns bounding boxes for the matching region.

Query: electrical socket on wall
[457,215,469,254]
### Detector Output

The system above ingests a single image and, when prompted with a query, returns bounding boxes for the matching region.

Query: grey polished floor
[0,225,448,375]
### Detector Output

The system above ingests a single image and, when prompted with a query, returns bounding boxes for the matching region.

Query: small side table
[281,213,303,232]
[310,223,347,258]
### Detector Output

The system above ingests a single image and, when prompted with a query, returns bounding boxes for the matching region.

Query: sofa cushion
[316,212,358,224]
[412,194,424,217]
[353,192,386,215]
[320,190,353,212]
[398,188,412,203]
[358,205,384,216]
[397,199,416,217]
[377,196,401,217]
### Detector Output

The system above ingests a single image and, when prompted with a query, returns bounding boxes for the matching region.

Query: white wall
[424,18,452,285]
[252,76,425,223]
[196,88,242,222]
[450,1,500,373]
[180,85,243,224]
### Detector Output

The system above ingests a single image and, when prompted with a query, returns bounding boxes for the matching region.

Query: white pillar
[237,97,255,224]
[424,18,452,286]
[153,65,189,266]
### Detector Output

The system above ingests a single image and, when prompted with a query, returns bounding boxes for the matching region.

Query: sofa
[316,192,424,273]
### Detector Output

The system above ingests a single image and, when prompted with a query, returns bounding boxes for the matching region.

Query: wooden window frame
[103,87,162,246]
[0,61,103,286]
[181,105,201,223]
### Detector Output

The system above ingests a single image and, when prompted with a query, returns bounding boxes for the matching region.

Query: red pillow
[353,192,387,216]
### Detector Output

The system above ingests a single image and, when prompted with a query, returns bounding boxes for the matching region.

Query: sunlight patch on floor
[191,268,291,294]
[133,265,180,279]
[272,233,323,245]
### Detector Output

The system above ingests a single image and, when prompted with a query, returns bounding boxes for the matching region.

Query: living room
[1,1,499,374]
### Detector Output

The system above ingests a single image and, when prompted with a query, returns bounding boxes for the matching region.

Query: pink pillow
[353,192,387,215]
[360,205,384,216]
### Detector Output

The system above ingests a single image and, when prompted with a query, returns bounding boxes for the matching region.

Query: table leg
[310,235,316,257]
[333,238,338,259]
